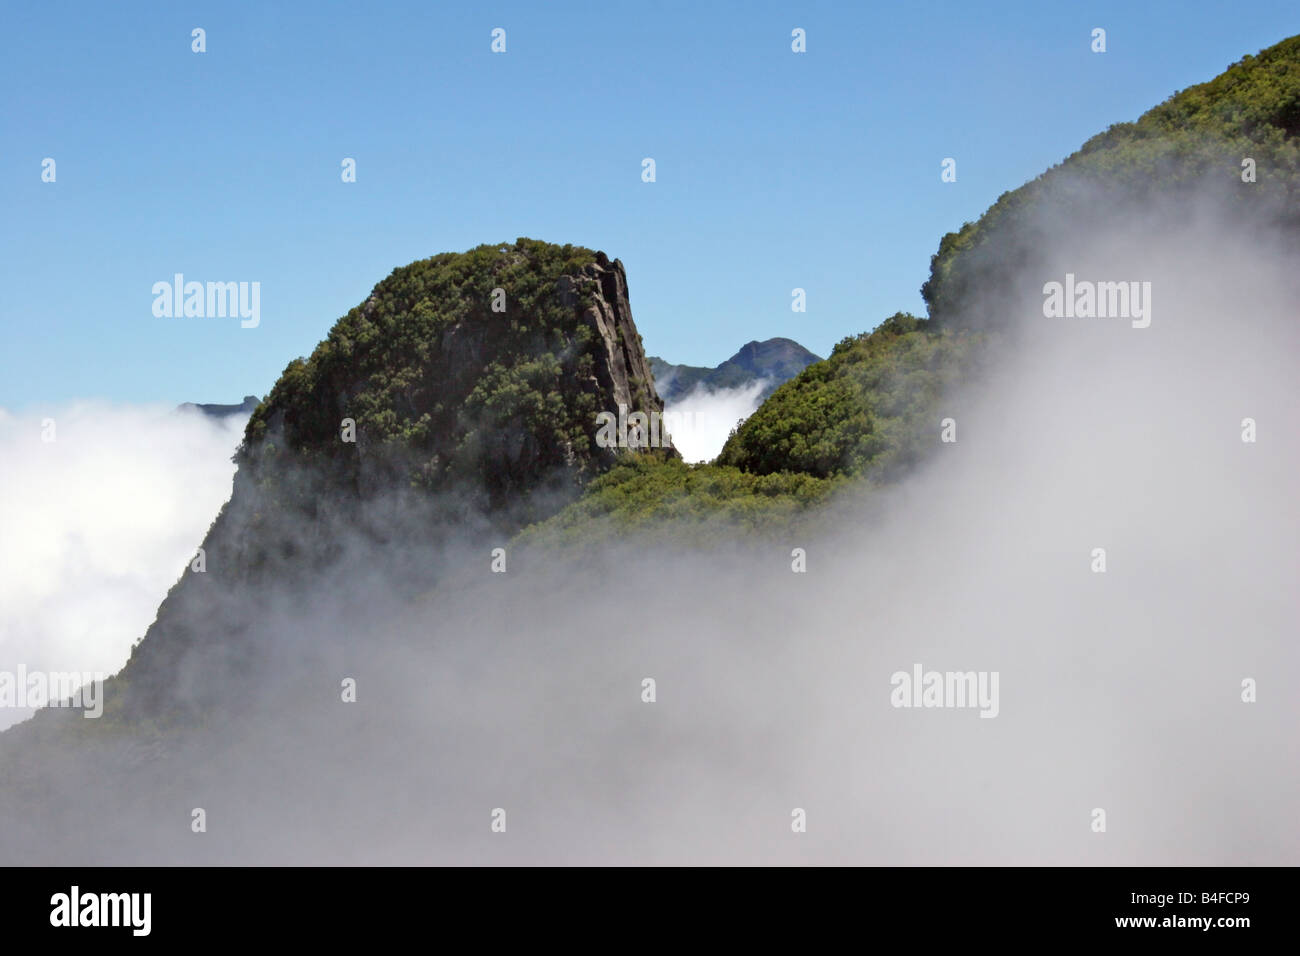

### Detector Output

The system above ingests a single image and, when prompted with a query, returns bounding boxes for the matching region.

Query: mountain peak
[242,239,671,509]
[650,337,822,403]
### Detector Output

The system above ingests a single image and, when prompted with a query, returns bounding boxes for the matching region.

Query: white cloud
[663,379,769,463]
[0,403,246,729]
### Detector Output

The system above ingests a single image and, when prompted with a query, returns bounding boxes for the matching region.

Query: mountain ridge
[649,337,821,403]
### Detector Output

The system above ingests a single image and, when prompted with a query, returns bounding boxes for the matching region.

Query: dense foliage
[518,314,984,547]
[239,239,644,511]
[516,454,843,550]
[716,314,984,479]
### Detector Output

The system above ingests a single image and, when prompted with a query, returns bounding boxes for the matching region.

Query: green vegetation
[717,314,983,479]
[519,315,984,547]
[516,453,843,550]
[239,239,643,512]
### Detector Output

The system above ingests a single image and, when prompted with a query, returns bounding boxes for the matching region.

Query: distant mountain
[649,337,821,403]
[177,395,261,418]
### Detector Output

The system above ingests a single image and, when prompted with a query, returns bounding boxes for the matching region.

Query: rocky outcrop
[560,252,665,417]
[237,239,674,508]
[38,240,675,726]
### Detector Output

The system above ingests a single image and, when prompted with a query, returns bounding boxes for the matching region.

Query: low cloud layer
[663,379,769,463]
[0,404,246,729]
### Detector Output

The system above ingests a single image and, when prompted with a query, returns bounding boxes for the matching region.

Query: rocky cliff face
[558,251,663,418]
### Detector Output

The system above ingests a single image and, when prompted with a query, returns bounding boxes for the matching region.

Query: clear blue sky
[2,1,1296,408]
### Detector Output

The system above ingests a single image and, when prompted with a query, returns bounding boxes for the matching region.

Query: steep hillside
[923,35,1300,327]
[716,315,982,480]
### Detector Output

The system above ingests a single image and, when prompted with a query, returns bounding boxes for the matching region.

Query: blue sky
[2,1,1296,408]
